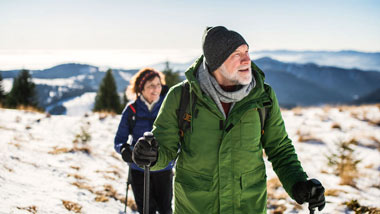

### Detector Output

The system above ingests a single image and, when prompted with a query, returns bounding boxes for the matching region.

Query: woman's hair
[126,67,166,100]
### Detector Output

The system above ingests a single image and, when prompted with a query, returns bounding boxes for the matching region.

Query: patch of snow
[118,72,132,82]
[2,78,14,93]
[33,78,76,87]
[63,92,96,116]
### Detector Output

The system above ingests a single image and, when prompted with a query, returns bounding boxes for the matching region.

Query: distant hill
[251,50,380,72]
[353,88,380,104]
[254,57,380,102]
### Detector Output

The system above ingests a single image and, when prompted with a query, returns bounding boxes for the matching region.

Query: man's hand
[132,133,158,167]
[292,179,325,212]
[121,145,133,163]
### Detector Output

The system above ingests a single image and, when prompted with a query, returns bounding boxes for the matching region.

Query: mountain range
[251,50,380,72]
[1,54,379,114]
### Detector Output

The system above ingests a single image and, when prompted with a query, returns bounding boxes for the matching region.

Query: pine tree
[6,69,38,108]
[93,69,121,113]
[0,72,5,105]
[120,87,129,112]
[162,61,181,88]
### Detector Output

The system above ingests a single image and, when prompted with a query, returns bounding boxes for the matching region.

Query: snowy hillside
[1,105,379,213]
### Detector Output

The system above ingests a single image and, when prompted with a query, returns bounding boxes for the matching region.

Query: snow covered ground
[1,105,379,213]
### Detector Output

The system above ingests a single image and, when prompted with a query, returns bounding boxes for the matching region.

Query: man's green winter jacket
[151,56,308,214]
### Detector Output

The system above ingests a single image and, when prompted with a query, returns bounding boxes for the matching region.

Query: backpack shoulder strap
[258,108,268,135]
[127,102,137,134]
[177,81,197,143]
[258,83,272,135]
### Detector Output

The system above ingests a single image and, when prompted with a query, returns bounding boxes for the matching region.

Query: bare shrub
[73,126,91,144]
[72,125,92,155]
[327,138,361,186]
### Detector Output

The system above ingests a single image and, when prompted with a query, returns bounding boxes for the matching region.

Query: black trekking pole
[143,132,154,214]
[124,167,132,214]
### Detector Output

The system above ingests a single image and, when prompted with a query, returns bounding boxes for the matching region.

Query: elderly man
[133,26,325,214]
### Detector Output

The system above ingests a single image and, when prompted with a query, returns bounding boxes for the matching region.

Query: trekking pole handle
[143,132,154,144]
[308,179,322,214]
[143,132,155,167]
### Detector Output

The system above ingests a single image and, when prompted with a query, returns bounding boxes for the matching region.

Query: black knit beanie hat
[202,26,248,72]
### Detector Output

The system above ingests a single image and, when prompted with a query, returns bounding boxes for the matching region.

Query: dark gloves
[132,132,158,167]
[292,179,325,212]
[121,145,133,163]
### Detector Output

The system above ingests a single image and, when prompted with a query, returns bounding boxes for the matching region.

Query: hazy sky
[0,0,379,52]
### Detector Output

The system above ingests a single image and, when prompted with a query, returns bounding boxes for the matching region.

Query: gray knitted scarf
[197,60,256,118]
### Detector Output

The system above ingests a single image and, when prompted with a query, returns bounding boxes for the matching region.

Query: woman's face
[141,76,162,104]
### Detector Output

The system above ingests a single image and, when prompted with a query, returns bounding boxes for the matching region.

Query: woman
[114,68,173,214]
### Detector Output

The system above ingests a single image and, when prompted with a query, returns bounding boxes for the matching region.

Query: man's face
[214,44,251,86]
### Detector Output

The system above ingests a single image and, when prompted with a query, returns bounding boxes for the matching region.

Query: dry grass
[3,164,13,172]
[291,107,304,116]
[267,177,282,190]
[8,141,21,149]
[320,169,329,174]
[67,173,86,180]
[95,194,109,202]
[331,122,342,130]
[369,136,380,151]
[62,200,82,213]
[70,181,137,210]
[349,106,380,126]
[95,111,117,120]
[71,181,95,193]
[70,165,80,171]
[344,199,380,214]
[111,152,121,160]
[94,184,138,211]
[15,105,45,113]
[48,147,71,154]
[267,177,289,212]
[298,135,323,143]
[95,170,122,179]
[269,204,287,214]
[325,188,343,197]
[296,129,324,144]
[16,205,37,214]
[103,175,116,180]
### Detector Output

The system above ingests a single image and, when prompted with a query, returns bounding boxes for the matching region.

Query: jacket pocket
[241,165,266,189]
[175,167,213,191]
[239,165,267,212]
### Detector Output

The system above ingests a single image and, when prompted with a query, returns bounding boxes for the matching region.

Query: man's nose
[241,53,251,64]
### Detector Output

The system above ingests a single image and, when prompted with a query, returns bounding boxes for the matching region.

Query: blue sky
[0,0,379,51]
